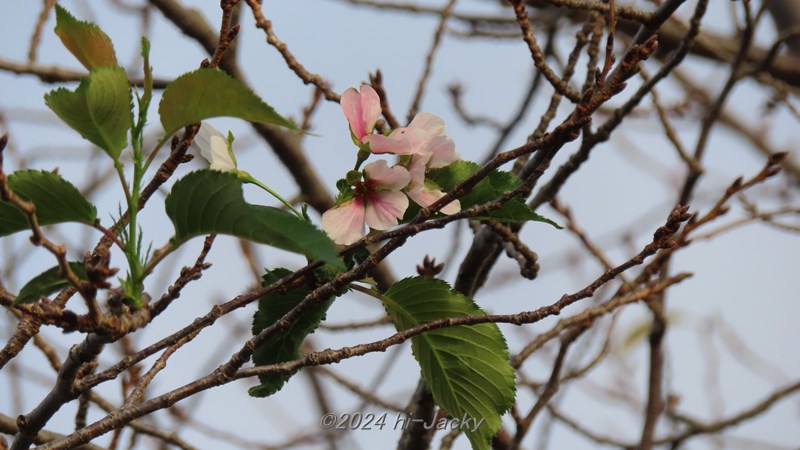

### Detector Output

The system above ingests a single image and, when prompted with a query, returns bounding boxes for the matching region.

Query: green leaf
[249,268,334,397]
[54,4,117,71]
[16,263,87,304]
[44,66,132,159]
[427,161,561,228]
[0,170,98,238]
[158,68,297,137]
[381,277,516,450]
[164,170,342,268]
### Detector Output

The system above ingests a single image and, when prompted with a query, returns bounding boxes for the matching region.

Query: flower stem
[354,148,371,171]
[239,171,305,220]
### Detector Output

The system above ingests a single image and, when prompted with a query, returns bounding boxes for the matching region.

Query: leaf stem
[113,161,133,209]
[142,134,171,174]
[350,283,387,302]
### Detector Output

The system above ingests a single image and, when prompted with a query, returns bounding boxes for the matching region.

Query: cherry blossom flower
[332,89,462,239]
[367,112,462,213]
[189,122,237,172]
[406,132,461,214]
[341,85,381,144]
[322,160,411,245]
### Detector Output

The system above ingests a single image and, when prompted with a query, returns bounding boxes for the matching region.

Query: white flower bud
[190,123,237,172]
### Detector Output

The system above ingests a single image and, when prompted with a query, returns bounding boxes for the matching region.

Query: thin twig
[0,58,170,88]
[511,326,587,449]
[244,0,338,101]
[508,0,582,102]
[407,0,459,122]
[27,0,58,63]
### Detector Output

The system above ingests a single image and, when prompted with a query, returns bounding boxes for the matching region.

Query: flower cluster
[322,85,461,245]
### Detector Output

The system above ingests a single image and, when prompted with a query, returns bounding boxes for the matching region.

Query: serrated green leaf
[381,277,516,450]
[54,4,118,71]
[164,170,342,268]
[427,161,561,228]
[44,66,132,159]
[249,268,334,397]
[15,263,88,304]
[0,170,98,238]
[158,68,297,137]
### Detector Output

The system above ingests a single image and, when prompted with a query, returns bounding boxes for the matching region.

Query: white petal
[191,123,237,172]
[207,135,237,172]
[321,198,366,245]
[190,123,222,159]
[365,190,408,230]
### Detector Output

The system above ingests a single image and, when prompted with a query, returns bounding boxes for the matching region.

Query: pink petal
[408,112,445,135]
[321,197,366,245]
[398,126,431,153]
[359,85,381,136]
[407,185,438,207]
[340,88,367,141]
[426,134,459,169]
[406,112,460,167]
[439,198,462,215]
[408,186,461,215]
[364,160,411,191]
[364,126,428,155]
[341,85,381,143]
[363,131,413,155]
[407,155,429,186]
[365,190,409,230]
